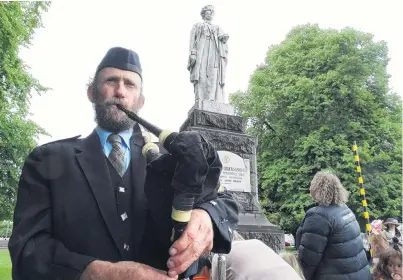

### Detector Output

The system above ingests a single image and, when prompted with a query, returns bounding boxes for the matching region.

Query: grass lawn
[0,250,11,280]
[284,246,296,253]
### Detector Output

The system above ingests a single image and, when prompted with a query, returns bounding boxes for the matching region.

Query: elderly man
[9,47,239,280]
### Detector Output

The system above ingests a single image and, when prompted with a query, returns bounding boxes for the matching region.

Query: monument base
[190,100,236,116]
[237,213,285,252]
[180,106,284,252]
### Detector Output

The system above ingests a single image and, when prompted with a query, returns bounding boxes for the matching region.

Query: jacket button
[121,212,128,221]
[119,187,125,193]
[123,243,130,251]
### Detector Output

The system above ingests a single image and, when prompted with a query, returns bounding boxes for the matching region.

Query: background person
[372,249,402,280]
[383,218,402,251]
[295,170,371,280]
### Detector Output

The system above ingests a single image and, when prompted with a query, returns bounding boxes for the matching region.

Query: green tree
[231,24,402,235]
[0,220,12,238]
[0,2,51,220]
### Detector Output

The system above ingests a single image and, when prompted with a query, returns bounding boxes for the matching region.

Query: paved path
[0,240,9,250]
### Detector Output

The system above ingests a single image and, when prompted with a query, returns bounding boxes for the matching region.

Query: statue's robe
[188,22,228,102]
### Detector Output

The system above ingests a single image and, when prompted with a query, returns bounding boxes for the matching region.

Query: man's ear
[138,94,145,110]
[87,86,94,103]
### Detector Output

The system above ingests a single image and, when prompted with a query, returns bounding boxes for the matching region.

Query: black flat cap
[96,47,142,79]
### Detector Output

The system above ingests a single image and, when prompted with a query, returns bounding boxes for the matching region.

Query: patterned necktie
[107,134,126,177]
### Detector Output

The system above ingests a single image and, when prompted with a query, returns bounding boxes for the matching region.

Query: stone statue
[187,5,229,103]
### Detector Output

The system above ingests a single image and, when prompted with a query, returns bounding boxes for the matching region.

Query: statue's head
[200,5,215,21]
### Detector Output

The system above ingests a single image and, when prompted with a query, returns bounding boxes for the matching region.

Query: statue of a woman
[187,5,229,103]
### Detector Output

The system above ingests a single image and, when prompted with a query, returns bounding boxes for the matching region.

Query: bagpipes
[118,105,223,280]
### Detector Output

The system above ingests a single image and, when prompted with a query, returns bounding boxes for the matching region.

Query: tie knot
[108,133,122,145]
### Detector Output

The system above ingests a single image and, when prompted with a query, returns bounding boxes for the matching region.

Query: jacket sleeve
[193,146,239,255]
[195,191,239,254]
[296,213,331,280]
[8,147,96,280]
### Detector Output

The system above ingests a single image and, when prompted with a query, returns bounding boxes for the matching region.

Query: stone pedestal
[180,104,285,252]
[189,100,236,116]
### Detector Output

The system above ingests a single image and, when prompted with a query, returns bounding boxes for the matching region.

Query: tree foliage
[231,24,402,235]
[0,220,12,238]
[0,2,51,220]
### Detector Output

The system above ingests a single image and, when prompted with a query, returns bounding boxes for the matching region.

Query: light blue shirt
[95,126,133,171]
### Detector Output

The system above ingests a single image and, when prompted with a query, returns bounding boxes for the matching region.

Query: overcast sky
[22,0,402,145]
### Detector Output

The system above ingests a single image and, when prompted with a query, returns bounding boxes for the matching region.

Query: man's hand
[188,54,196,68]
[166,209,214,278]
[80,260,177,280]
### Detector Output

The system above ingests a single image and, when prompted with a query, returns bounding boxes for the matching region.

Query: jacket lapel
[75,130,123,257]
[130,124,148,257]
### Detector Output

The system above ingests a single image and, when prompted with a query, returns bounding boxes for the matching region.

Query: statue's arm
[189,24,198,55]
[217,26,229,43]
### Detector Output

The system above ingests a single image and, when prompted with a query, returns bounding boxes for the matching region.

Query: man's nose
[115,80,127,98]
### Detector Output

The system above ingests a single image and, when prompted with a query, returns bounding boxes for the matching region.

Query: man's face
[89,67,144,132]
[204,9,214,20]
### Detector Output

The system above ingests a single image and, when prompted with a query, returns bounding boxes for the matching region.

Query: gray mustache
[95,98,123,106]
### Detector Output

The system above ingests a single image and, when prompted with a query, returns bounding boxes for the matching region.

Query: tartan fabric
[107,134,126,177]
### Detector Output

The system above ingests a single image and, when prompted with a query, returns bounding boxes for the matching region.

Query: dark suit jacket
[8,124,239,280]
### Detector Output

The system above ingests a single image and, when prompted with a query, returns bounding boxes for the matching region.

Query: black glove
[392,236,399,243]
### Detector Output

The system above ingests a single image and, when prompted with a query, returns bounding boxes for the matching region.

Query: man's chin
[96,118,134,132]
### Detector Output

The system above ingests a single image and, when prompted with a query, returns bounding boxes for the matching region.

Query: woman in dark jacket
[296,170,371,280]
